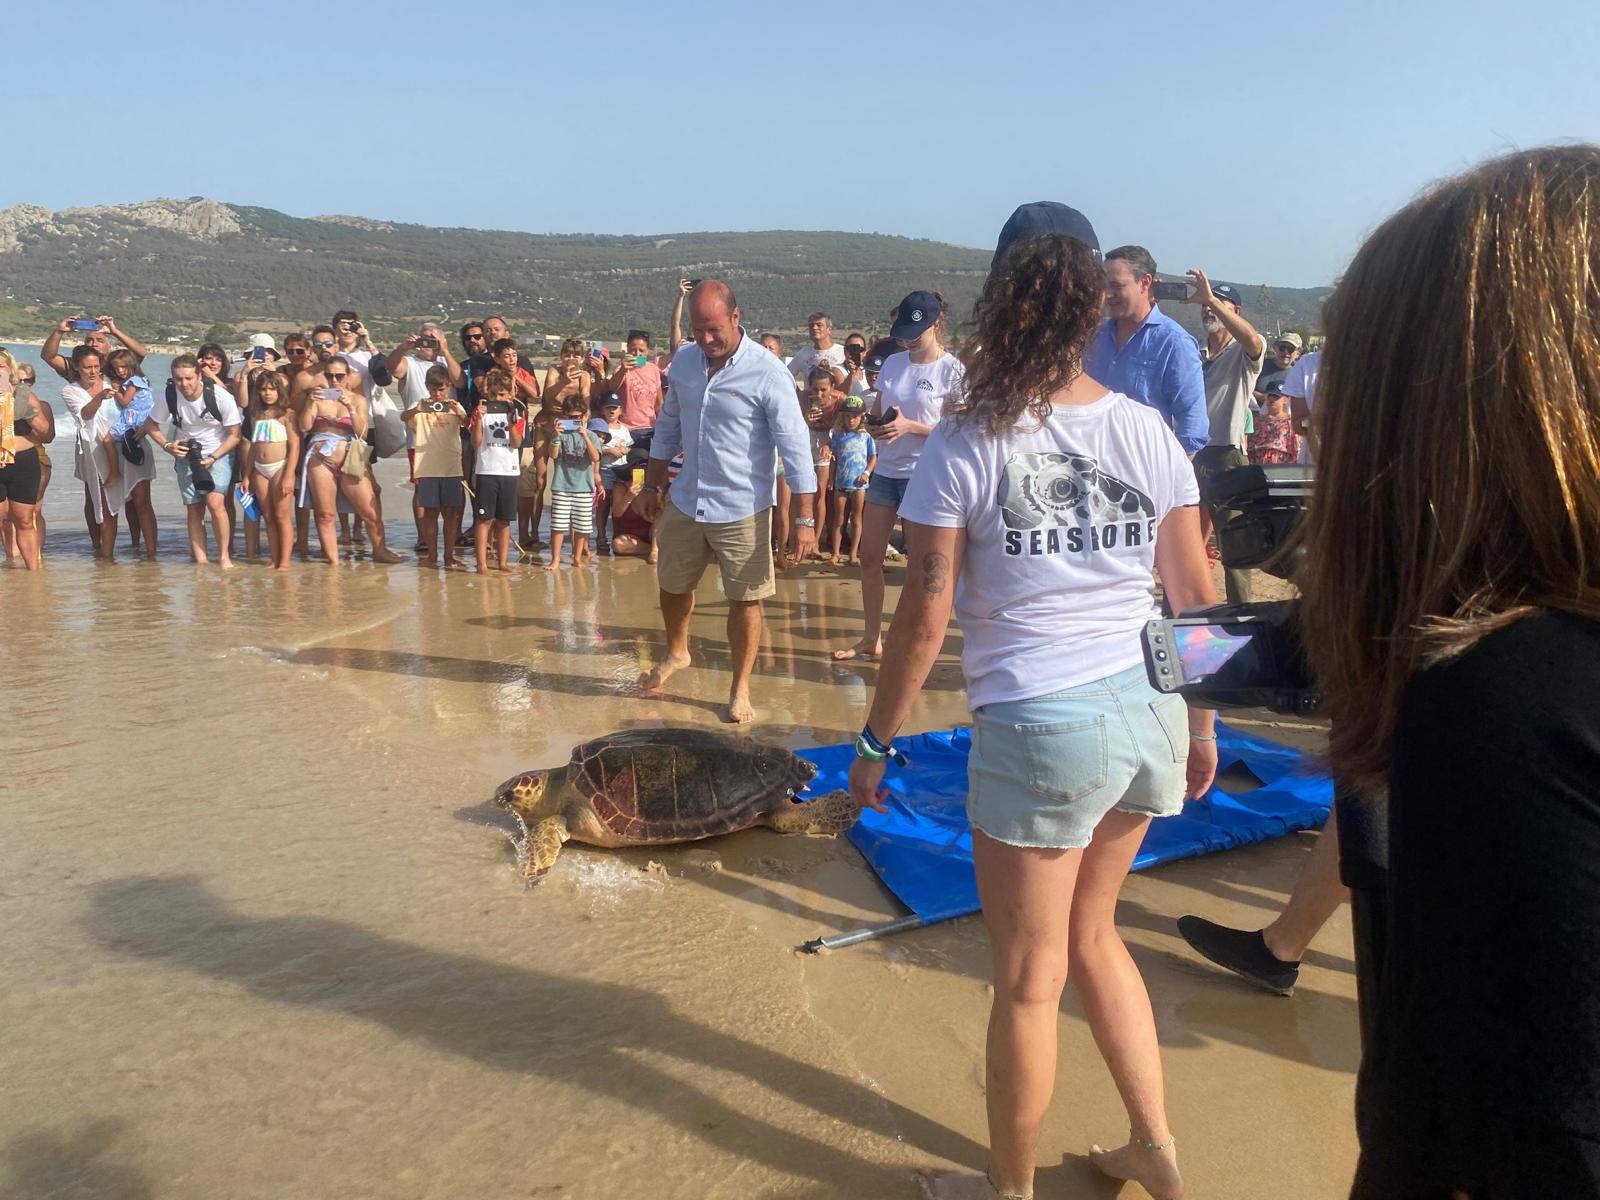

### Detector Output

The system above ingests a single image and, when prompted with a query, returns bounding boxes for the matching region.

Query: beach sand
[1,458,1356,1198]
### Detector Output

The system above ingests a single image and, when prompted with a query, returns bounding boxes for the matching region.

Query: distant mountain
[0,198,1329,346]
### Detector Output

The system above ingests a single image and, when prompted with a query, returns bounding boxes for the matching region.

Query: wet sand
[2,459,1357,1198]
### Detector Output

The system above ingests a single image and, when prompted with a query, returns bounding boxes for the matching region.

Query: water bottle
[236,483,260,522]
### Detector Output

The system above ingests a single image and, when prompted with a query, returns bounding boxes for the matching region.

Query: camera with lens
[181,438,215,495]
[1143,465,1317,713]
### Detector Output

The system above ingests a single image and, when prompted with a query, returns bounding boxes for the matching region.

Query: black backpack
[165,378,224,425]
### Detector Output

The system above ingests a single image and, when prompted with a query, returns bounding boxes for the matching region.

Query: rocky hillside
[0,197,1329,344]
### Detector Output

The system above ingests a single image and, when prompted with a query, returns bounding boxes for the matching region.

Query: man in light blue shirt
[635,280,818,723]
[1083,245,1209,457]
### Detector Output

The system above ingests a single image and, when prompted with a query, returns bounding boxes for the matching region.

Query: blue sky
[9,0,1596,287]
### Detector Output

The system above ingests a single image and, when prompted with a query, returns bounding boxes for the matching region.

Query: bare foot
[371,547,403,564]
[848,554,861,565]
[831,638,881,662]
[646,551,658,564]
[1087,1140,1183,1200]
[545,559,560,572]
[443,558,463,571]
[829,553,841,565]
[639,650,691,692]
[915,1168,1022,1199]
[274,564,291,573]
[419,555,438,567]
[723,691,757,724]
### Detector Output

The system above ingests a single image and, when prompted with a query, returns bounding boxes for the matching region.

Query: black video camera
[1142,465,1318,713]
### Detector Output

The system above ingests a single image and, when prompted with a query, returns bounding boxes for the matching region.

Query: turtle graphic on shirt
[997,451,1155,530]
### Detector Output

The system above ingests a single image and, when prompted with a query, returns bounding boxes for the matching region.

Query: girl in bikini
[239,368,300,571]
[297,361,401,565]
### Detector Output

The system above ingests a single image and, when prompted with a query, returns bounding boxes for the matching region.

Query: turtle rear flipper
[767,790,860,837]
[521,815,571,880]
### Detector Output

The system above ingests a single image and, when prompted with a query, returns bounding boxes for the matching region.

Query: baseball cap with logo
[600,392,622,409]
[890,291,941,342]
[991,201,1101,272]
[1210,283,1244,307]
[1276,332,1303,350]
[841,395,866,412]
[865,338,899,373]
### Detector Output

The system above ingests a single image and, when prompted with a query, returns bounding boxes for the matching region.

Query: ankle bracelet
[1131,1132,1177,1152]
[985,1167,1032,1199]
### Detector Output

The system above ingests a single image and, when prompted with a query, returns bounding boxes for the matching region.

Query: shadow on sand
[83,875,984,1194]
[2,1120,153,1200]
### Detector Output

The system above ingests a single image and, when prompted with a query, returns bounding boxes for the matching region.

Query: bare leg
[641,588,694,690]
[186,502,209,564]
[35,464,50,553]
[8,503,42,570]
[295,503,311,556]
[83,483,103,556]
[418,506,440,564]
[546,528,565,571]
[813,463,831,554]
[832,498,896,659]
[205,493,233,568]
[441,506,462,567]
[724,598,761,724]
[338,474,401,563]
[129,482,157,560]
[474,521,491,574]
[1263,816,1347,962]
[1071,813,1184,1200]
[573,532,589,565]
[829,491,846,563]
[1,502,15,561]
[307,465,341,564]
[494,521,511,570]
[271,487,294,571]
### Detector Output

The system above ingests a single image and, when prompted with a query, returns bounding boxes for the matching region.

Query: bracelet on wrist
[854,735,888,763]
[1189,732,1217,742]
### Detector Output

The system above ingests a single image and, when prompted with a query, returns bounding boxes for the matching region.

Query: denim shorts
[865,472,912,510]
[967,665,1191,850]
[175,452,233,506]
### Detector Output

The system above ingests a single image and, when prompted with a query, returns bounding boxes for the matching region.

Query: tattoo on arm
[921,551,950,595]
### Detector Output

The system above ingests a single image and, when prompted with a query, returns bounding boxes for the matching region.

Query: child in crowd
[545,395,601,570]
[608,463,658,562]
[238,368,301,571]
[471,368,523,573]
[526,339,589,547]
[1248,378,1301,465]
[100,350,153,488]
[804,365,842,557]
[592,394,632,550]
[829,395,877,564]
[401,365,469,568]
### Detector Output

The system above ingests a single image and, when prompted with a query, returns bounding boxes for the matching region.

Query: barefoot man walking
[633,281,818,723]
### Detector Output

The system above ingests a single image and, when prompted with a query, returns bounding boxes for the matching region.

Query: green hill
[0,198,1329,347]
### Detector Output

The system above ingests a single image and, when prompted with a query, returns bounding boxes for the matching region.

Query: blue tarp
[799,721,1332,926]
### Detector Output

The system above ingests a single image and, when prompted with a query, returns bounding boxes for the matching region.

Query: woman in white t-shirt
[848,235,1218,1200]
[832,290,965,662]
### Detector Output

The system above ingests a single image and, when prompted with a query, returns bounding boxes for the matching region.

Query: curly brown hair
[955,234,1104,437]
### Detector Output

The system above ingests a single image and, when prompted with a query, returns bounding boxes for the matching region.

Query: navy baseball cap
[1211,283,1243,307]
[890,291,941,342]
[991,201,1100,272]
[865,338,898,372]
[599,392,622,409]
[1260,378,1285,397]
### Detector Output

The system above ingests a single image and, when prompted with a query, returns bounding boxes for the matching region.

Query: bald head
[688,279,741,364]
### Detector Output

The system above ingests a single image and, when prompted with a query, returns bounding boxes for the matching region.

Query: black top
[1354,612,1600,1197]
[459,351,538,415]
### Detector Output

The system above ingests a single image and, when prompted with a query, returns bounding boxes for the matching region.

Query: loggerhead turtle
[493,727,859,878]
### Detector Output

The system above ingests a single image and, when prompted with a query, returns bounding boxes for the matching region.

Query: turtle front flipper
[521,815,571,880]
[767,790,861,837]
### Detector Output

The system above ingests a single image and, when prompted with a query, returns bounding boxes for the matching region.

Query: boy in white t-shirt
[469,369,523,574]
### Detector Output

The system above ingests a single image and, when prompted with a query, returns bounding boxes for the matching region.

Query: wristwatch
[793,518,816,528]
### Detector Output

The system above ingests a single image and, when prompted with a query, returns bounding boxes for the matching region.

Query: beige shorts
[654,503,775,601]
[516,447,543,498]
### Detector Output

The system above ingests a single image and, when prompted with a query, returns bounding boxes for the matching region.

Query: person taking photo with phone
[849,222,1217,1200]
[832,290,963,662]
[386,327,463,547]
[602,329,665,436]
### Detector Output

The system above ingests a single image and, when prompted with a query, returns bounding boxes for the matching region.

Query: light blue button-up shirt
[651,329,819,524]
[1083,304,1209,455]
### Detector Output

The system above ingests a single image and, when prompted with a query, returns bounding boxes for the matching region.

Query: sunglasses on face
[326,372,349,382]
[465,332,486,342]
[287,346,309,355]
[312,339,335,348]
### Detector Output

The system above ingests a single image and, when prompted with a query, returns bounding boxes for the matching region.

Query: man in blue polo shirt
[634,280,818,724]
[1084,245,1208,457]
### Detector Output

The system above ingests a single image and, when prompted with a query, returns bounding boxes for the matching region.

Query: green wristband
[854,735,888,763]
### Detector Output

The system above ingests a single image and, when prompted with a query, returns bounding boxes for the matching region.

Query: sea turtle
[493,727,859,879]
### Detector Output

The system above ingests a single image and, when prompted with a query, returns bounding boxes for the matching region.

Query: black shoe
[1176,915,1299,995]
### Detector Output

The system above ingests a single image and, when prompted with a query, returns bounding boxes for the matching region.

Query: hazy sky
[9,0,1596,287]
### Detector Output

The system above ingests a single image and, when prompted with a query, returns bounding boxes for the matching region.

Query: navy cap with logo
[890,291,941,343]
[865,337,899,373]
[600,392,622,409]
[991,201,1100,272]
[1259,378,1285,397]
[1210,283,1244,307]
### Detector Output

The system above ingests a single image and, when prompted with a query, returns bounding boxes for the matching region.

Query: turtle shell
[566,727,818,843]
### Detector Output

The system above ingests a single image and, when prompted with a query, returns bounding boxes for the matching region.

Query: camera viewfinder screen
[1173,624,1269,684]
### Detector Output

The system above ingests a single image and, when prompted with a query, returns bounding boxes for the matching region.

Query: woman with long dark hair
[849,231,1217,1200]
[1300,146,1600,1198]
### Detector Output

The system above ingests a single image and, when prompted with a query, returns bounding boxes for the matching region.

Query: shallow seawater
[2,457,1358,1198]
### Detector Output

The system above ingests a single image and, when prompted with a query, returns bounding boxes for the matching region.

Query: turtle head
[494,770,553,822]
